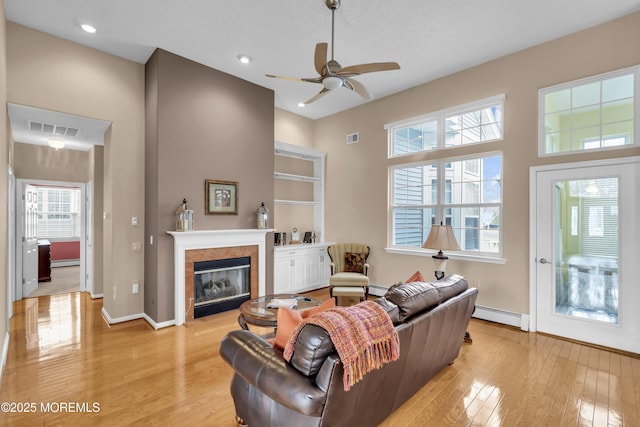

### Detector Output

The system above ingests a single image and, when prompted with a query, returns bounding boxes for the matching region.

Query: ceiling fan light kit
[266,0,400,105]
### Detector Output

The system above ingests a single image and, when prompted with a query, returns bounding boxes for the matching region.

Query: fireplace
[168,229,272,326]
[193,256,251,317]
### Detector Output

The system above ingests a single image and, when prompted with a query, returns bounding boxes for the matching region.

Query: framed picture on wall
[205,179,238,215]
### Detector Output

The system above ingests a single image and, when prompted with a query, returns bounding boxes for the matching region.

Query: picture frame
[205,179,238,215]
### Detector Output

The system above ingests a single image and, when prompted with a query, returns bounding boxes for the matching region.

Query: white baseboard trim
[51,260,81,268]
[1,332,9,390]
[89,293,103,299]
[473,304,529,331]
[142,313,176,330]
[101,307,176,330]
[101,307,143,325]
[371,283,529,331]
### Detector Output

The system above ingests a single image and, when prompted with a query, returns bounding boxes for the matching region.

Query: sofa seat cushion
[330,272,370,285]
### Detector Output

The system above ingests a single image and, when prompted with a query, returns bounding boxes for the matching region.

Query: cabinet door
[274,256,292,294]
[307,248,329,287]
[319,251,331,284]
[291,255,307,290]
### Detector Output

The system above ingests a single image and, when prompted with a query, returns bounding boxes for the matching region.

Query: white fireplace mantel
[167,229,274,325]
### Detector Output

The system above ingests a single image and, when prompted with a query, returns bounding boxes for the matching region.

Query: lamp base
[434,270,445,280]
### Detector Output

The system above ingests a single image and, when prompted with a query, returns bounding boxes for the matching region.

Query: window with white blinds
[390,153,503,255]
[37,187,81,239]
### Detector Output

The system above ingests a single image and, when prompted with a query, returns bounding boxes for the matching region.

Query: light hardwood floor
[1,290,639,426]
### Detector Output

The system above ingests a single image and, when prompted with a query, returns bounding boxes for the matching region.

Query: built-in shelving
[274,141,326,242]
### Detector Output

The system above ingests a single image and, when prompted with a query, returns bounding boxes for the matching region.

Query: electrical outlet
[132,282,139,294]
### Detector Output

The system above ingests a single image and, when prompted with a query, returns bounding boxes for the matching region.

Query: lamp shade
[422,224,460,252]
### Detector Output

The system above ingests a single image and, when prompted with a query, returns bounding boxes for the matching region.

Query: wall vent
[346,132,359,144]
[28,121,79,137]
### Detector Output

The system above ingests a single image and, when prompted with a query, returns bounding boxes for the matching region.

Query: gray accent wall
[145,49,275,323]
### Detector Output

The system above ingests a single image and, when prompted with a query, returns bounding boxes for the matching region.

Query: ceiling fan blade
[303,88,330,105]
[337,62,400,76]
[344,78,372,100]
[265,74,322,84]
[314,43,328,75]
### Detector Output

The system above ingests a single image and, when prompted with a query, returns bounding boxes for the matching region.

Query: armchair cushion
[344,252,366,273]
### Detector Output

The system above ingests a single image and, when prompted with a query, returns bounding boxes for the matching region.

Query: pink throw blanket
[283,301,400,391]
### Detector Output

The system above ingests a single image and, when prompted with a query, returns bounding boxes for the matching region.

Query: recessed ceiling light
[298,103,306,107]
[81,24,97,34]
[237,54,252,64]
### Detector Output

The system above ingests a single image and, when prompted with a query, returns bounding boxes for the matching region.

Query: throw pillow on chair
[344,252,366,273]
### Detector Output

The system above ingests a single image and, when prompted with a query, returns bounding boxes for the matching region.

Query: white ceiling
[5,0,640,123]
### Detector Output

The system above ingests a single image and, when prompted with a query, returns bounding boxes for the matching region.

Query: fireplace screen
[194,256,251,317]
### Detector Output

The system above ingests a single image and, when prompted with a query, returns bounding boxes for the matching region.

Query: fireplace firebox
[193,256,251,318]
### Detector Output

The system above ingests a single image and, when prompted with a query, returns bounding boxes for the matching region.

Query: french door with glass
[532,158,640,353]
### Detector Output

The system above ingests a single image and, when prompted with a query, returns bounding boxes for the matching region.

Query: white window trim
[385,93,506,159]
[388,151,504,262]
[538,65,640,157]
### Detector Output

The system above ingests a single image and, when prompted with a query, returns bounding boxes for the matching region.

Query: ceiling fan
[266,0,400,105]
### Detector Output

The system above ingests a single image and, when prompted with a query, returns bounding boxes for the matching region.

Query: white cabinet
[274,244,332,294]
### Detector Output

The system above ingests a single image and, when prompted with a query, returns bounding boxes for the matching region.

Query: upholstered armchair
[327,243,370,300]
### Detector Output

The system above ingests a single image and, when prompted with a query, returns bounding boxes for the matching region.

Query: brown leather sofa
[220,274,477,427]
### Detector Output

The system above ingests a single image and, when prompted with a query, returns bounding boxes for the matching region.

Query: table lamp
[422,223,460,280]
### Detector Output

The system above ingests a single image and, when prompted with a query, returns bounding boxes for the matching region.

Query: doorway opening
[15,179,89,300]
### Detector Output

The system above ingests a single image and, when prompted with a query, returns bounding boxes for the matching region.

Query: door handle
[539,258,550,264]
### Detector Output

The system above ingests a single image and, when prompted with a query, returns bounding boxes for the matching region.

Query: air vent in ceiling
[29,121,79,137]
[346,132,359,144]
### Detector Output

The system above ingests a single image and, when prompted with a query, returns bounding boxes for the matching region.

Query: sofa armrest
[363,263,370,276]
[220,330,328,417]
[330,261,336,275]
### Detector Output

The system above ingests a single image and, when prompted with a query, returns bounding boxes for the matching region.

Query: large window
[539,66,638,156]
[37,187,81,239]
[390,153,502,255]
[386,95,504,158]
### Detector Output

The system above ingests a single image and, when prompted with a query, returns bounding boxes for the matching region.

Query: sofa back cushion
[289,324,336,376]
[384,281,440,322]
[432,274,468,301]
[383,274,468,322]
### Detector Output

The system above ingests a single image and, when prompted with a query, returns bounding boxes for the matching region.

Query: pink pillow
[405,270,425,283]
[273,298,335,350]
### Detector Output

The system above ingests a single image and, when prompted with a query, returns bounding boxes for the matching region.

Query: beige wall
[305,12,640,314]
[145,49,275,322]
[12,142,92,182]
[274,108,316,149]
[7,23,145,319]
[0,2,8,354]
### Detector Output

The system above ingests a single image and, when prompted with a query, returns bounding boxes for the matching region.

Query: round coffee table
[238,294,322,330]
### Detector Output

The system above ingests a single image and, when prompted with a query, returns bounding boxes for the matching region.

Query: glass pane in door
[554,178,619,324]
